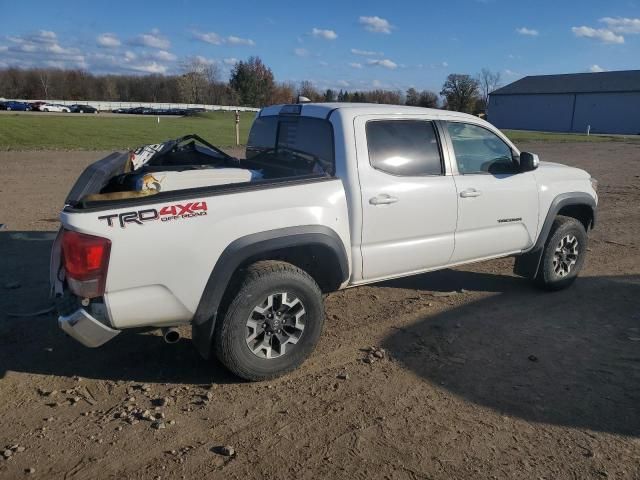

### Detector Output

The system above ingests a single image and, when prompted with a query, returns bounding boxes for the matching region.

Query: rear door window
[366,120,443,176]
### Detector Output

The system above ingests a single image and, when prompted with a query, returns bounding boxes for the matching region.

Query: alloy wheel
[245,292,306,359]
[553,234,579,277]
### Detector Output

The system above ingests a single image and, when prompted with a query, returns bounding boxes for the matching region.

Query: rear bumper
[58,308,120,348]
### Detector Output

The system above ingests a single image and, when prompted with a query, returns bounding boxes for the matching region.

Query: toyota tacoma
[50,103,598,380]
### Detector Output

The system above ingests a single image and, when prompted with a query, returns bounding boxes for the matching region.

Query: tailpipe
[162,327,180,344]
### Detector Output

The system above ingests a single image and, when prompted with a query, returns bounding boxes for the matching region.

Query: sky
[1,0,639,93]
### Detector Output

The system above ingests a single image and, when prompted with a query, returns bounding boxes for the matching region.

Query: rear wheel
[535,215,587,291]
[213,261,324,381]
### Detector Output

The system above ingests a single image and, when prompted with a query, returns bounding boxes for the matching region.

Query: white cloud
[359,16,393,34]
[350,48,383,56]
[516,27,539,36]
[193,55,218,66]
[193,32,255,46]
[29,30,57,43]
[131,30,170,49]
[223,57,239,65]
[97,33,120,48]
[194,32,223,45]
[226,35,255,46]
[311,28,338,40]
[349,62,363,69]
[600,17,640,34]
[153,50,177,61]
[294,47,309,57]
[366,58,398,69]
[318,60,329,66]
[504,69,521,77]
[572,26,624,44]
[1,31,87,69]
[589,64,606,73]
[336,80,350,87]
[128,62,167,74]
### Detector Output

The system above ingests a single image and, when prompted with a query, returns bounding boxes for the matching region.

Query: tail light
[61,230,111,298]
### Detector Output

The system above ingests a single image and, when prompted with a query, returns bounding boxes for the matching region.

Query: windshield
[246,115,335,175]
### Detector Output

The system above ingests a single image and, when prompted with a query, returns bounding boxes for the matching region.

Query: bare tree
[418,90,439,108]
[477,68,501,111]
[297,80,322,101]
[38,69,52,99]
[178,57,216,104]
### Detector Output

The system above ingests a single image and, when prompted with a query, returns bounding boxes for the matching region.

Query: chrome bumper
[58,308,120,348]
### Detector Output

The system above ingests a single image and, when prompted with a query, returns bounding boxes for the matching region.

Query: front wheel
[535,215,588,291]
[213,261,325,381]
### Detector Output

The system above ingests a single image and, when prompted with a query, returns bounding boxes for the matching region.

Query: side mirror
[519,151,539,172]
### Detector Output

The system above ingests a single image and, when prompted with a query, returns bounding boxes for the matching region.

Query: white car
[41,103,70,113]
[51,103,598,381]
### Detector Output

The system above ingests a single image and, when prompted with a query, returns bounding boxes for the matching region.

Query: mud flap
[513,248,543,279]
[192,314,217,359]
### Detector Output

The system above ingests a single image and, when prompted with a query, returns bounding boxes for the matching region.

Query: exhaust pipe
[162,327,180,344]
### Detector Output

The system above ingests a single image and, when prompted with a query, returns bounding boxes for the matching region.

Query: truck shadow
[381,271,640,437]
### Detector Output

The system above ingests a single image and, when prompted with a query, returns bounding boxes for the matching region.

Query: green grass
[503,129,640,143]
[0,111,254,151]
[2,112,639,151]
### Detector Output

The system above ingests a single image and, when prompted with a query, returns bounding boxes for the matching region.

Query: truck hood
[536,161,591,181]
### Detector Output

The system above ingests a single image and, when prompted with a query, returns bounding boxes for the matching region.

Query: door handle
[369,194,399,205]
[460,188,482,198]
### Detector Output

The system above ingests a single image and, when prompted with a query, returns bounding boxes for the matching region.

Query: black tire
[535,215,588,291]
[213,260,324,381]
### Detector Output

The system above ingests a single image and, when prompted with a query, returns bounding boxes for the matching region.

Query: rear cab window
[247,114,335,176]
[365,120,443,176]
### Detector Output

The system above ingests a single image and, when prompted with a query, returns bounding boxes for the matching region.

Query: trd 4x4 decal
[99,201,207,228]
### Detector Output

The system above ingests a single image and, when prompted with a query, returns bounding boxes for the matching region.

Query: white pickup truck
[51,103,598,380]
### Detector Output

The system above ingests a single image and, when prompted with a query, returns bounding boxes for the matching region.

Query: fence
[3,99,260,113]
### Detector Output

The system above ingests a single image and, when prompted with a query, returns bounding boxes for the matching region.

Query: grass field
[0,111,254,151]
[504,129,640,143]
[1,111,639,151]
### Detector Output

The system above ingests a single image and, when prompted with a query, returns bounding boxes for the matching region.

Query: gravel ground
[0,142,639,479]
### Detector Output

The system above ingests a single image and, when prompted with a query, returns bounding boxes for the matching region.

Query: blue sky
[1,0,639,92]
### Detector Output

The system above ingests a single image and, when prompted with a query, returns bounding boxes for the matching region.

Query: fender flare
[514,192,596,279]
[191,225,349,358]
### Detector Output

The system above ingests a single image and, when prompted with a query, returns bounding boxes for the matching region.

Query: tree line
[0,56,501,113]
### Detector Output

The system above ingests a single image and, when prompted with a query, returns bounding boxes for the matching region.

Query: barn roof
[490,70,640,96]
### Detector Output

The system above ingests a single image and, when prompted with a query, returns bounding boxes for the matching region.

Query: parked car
[111,108,131,114]
[69,104,97,113]
[29,101,47,111]
[41,104,71,113]
[52,103,598,381]
[1,100,32,111]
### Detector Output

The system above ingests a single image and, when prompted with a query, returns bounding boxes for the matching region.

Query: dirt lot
[0,142,639,479]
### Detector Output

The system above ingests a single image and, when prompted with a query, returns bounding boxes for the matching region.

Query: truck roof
[258,102,481,122]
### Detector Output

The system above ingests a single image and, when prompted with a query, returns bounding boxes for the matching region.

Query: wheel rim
[553,234,579,277]
[245,292,306,359]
